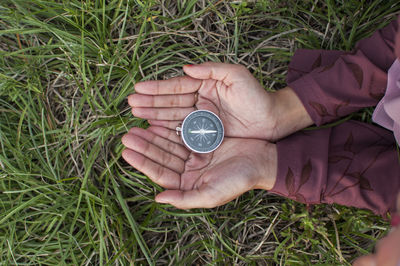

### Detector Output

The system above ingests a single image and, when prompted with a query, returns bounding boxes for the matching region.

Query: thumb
[183,62,252,86]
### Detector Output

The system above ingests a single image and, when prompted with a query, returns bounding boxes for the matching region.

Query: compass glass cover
[181,110,224,153]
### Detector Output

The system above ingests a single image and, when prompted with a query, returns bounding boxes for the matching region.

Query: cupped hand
[121,126,277,209]
[128,62,278,140]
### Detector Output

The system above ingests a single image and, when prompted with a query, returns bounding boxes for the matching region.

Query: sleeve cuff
[288,74,330,126]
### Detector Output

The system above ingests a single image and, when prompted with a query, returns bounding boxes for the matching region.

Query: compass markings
[188,118,217,146]
[182,111,223,153]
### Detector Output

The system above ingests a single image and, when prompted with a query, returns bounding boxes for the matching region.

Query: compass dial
[181,110,224,153]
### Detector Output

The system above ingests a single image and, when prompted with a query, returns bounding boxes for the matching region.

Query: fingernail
[155,195,167,204]
[184,64,194,67]
[155,198,168,204]
[391,213,400,227]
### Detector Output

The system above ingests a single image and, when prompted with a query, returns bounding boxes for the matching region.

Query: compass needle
[189,130,218,134]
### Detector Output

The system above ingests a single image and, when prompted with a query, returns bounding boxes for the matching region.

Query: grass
[0,0,399,264]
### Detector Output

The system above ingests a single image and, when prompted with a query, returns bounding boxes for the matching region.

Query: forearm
[279,16,399,128]
[270,121,400,216]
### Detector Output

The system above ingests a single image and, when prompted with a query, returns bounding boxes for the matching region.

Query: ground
[0,0,399,265]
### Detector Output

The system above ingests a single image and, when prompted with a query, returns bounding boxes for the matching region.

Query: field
[1,0,399,264]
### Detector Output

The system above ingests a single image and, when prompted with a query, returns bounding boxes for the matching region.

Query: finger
[183,62,252,86]
[122,149,180,189]
[128,93,196,108]
[132,107,195,121]
[352,255,376,266]
[122,133,185,173]
[147,126,182,144]
[148,120,181,130]
[134,76,202,95]
[128,127,189,160]
[155,186,219,209]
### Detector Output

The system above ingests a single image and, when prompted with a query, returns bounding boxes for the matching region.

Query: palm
[129,63,274,139]
[177,138,267,208]
[122,126,275,209]
[194,75,272,138]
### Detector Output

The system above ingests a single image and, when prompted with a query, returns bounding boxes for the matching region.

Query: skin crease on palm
[122,62,400,265]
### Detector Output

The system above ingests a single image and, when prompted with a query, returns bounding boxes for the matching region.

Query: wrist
[254,142,277,190]
[269,86,313,141]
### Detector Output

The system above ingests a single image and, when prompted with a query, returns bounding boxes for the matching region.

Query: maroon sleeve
[287,16,399,126]
[270,121,400,216]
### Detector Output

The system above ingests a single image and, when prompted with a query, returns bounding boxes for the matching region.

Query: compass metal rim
[180,110,224,153]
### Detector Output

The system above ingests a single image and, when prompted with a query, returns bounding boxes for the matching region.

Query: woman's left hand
[128,62,280,140]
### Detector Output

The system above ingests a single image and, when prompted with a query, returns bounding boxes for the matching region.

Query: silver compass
[176,110,224,153]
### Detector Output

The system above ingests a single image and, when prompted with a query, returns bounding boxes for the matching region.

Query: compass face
[181,110,224,153]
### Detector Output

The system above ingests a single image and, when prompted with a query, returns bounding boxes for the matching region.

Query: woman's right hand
[121,126,277,209]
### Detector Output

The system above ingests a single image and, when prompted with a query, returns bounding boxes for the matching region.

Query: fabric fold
[372,59,400,144]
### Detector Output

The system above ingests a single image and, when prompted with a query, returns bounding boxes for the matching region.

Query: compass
[176,110,224,153]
